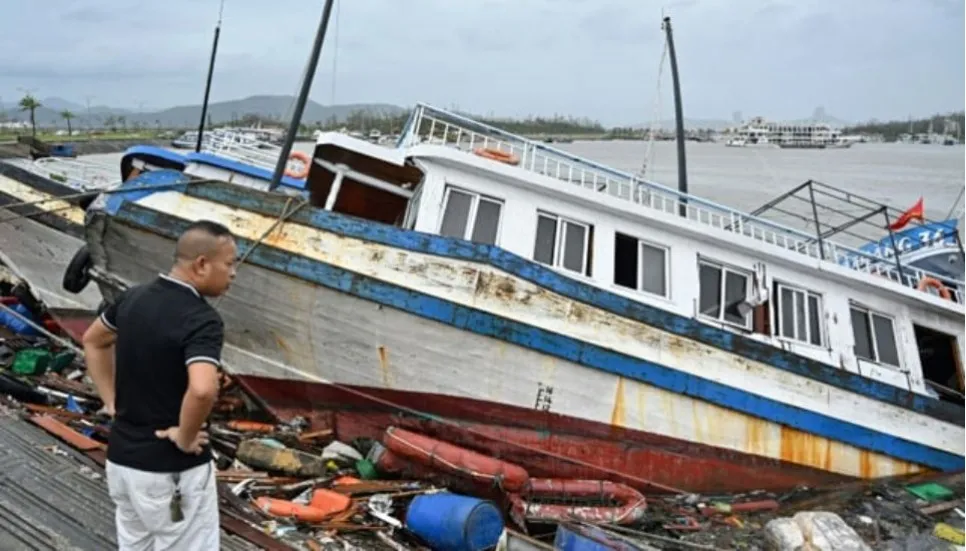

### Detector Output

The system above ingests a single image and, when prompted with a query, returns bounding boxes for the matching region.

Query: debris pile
[1,285,964,550]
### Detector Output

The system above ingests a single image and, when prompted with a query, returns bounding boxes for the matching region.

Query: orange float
[473,147,520,166]
[382,426,530,492]
[284,151,311,179]
[254,497,336,523]
[917,276,952,300]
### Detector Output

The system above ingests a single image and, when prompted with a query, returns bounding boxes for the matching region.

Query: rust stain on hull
[611,377,626,427]
[377,345,391,388]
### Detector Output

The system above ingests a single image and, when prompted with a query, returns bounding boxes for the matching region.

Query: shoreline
[0,138,171,159]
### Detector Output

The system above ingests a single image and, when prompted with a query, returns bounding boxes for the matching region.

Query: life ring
[62,245,93,294]
[473,148,520,166]
[507,478,647,525]
[284,151,311,179]
[917,276,952,300]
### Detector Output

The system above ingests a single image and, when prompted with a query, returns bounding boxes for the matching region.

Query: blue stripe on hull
[99,203,964,472]
[170,179,963,426]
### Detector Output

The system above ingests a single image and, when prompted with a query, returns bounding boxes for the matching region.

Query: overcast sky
[0,0,962,126]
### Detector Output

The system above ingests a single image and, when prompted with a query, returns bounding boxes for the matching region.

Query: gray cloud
[0,0,962,126]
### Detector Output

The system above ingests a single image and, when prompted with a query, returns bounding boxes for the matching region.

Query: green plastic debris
[48,350,76,374]
[12,348,52,376]
[355,459,378,480]
[905,482,954,502]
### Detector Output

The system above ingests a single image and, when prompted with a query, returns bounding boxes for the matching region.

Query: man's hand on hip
[155,426,209,455]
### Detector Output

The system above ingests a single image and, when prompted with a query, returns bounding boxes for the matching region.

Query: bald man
[82,219,237,550]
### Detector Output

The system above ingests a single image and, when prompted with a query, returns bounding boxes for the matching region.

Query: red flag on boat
[888,197,924,231]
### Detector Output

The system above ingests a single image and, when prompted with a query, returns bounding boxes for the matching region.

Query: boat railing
[397,103,965,304]
[201,130,282,171]
[30,157,116,190]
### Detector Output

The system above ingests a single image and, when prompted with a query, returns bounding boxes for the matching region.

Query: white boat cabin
[259,104,966,405]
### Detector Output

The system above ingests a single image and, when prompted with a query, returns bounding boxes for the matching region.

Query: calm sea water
[76,140,964,244]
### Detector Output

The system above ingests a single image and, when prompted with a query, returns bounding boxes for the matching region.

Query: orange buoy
[508,479,647,525]
[253,497,335,523]
[225,420,276,433]
[473,147,520,166]
[382,427,530,492]
[917,276,953,300]
[285,151,311,179]
[308,489,352,516]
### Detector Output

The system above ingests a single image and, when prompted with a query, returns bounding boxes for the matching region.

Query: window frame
[534,211,592,276]
[772,281,825,347]
[697,258,752,330]
[849,303,901,368]
[613,232,670,298]
[438,185,504,245]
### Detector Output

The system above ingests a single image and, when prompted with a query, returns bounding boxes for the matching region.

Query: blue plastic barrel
[554,523,637,550]
[404,492,504,551]
[0,303,39,337]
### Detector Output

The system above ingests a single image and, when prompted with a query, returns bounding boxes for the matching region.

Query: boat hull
[0,164,102,310]
[81,172,964,493]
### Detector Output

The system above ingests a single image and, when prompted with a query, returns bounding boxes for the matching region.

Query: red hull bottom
[235,375,851,494]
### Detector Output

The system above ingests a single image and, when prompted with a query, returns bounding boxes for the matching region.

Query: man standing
[82,220,237,550]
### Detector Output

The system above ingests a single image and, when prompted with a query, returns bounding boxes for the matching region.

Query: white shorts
[106,460,220,551]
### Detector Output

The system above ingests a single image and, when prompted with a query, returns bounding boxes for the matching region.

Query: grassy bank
[0,131,165,144]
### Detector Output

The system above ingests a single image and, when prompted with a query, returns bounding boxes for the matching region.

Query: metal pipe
[195,0,225,153]
[662,16,688,217]
[881,208,905,281]
[807,181,826,259]
[268,0,337,191]
[323,171,345,210]
[312,158,413,199]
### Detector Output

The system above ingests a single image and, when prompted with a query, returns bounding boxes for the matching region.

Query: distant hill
[0,95,407,129]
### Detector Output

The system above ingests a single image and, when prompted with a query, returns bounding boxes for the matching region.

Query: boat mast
[268,0,337,191]
[195,0,225,153]
[662,16,688,216]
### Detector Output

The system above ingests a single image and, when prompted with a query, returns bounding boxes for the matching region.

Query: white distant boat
[725,117,844,149]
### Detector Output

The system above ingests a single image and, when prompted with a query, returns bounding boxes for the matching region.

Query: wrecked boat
[0,131,308,311]
[75,104,963,494]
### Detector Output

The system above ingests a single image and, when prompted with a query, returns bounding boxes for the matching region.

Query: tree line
[843,112,964,141]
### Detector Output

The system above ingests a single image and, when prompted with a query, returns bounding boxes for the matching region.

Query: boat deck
[0,407,259,551]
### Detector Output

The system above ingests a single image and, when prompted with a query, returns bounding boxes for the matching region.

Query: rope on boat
[211,195,308,309]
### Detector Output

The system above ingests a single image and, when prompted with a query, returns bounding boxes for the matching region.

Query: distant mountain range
[0,95,407,128]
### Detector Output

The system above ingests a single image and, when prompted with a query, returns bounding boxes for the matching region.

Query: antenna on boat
[662,16,688,217]
[268,0,337,191]
[195,0,226,153]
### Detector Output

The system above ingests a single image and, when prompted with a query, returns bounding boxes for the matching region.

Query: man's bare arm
[176,361,220,449]
[82,319,118,414]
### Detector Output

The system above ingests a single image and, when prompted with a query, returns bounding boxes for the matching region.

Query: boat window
[613,232,668,297]
[849,305,900,367]
[438,186,503,245]
[912,324,964,405]
[698,260,751,328]
[533,212,592,276]
[774,282,824,346]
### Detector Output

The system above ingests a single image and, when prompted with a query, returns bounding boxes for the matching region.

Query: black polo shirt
[101,274,224,472]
